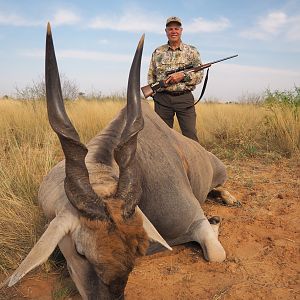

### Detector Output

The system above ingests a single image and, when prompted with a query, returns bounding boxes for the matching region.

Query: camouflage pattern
[147,42,203,92]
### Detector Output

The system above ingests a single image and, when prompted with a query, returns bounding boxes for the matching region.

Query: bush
[15,74,80,101]
[264,86,300,108]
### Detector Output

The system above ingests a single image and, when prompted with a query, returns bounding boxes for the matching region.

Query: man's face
[165,22,182,43]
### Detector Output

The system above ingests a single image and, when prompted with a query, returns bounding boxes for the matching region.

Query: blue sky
[0,0,299,101]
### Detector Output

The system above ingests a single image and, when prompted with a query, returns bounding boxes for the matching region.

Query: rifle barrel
[187,54,238,73]
[208,54,238,65]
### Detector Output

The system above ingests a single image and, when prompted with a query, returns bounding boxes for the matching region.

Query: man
[147,16,203,142]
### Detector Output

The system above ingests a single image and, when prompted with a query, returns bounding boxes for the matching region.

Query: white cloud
[240,11,300,41]
[98,39,109,45]
[59,50,131,61]
[0,12,41,27]
[89,9,230,34]
[258,11,287,34]
[89,9,162,33]
[184,17,231,33]
[0,7,231,35]
[51,9,80,26]
[19,48,138,62]
[19,49,44,57]
[0,9,80,28]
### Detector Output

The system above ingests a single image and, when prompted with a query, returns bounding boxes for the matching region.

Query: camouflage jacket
[147,42,203,92]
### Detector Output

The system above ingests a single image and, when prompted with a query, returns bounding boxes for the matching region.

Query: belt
[161,90,190,96]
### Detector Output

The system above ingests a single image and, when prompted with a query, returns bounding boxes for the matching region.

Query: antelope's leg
[191,218,226,262]
[208,186,241,206]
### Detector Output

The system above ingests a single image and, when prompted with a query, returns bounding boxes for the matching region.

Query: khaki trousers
[153,91,199,142]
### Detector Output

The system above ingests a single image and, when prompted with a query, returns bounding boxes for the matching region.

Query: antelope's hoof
[208,216,221,225]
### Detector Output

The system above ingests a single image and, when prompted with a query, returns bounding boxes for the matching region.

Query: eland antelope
[5,23,239,299]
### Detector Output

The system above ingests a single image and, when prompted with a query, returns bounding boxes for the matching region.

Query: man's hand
[165,71,185,84]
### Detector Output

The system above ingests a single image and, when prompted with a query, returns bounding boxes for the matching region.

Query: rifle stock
[141,54,238,98]
[141,85,155,99]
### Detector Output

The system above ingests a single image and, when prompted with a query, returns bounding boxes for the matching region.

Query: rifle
[165,63,194,76]
[141,54,238,98]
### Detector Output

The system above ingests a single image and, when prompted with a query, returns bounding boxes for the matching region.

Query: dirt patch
[1,158,299,299]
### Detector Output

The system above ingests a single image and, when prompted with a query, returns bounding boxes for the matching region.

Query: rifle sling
[186,67,209,109]
[152,68,209,110]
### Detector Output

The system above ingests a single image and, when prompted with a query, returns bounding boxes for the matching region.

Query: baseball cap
[166,16,182,27]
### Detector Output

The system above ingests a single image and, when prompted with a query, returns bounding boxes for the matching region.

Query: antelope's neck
[86,107,126,166]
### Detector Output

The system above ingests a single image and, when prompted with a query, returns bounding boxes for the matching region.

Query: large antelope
[5,23,239,299]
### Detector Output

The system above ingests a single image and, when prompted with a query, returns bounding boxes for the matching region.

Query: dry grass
[264,104,300,156]
[196,103,267,157]
[0,98,299,277]
[196,103,300,158]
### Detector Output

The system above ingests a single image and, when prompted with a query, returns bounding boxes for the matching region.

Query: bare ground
[1,157,299,300]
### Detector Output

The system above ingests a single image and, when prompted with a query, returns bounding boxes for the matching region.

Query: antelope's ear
[5,209,79,287]
[136,207,172,251]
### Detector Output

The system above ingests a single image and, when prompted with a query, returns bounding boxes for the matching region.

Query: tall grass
[195,102,300,158]
[264,87,300,157]
[0,101,55,274]
[0,98,299,275]
[0,99,124,274]
[264,104,300,156]
[196,103,268,157]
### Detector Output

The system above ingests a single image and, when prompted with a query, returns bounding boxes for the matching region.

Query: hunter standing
[147,16,203,142]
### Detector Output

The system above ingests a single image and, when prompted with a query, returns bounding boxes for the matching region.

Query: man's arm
[184,47,203,86]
